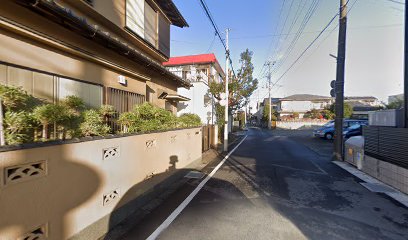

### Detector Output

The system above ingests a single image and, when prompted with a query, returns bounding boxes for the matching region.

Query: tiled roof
[163,53,218,66]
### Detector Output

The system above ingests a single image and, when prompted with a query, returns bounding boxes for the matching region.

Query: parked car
[313,119,368,140]
[343,122,368,139]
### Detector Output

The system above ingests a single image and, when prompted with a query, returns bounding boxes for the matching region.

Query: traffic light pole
[404,0,408,128]
[267,62,272,129]
[334,0,347,161]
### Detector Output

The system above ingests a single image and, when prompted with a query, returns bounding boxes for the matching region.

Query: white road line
[146,135,248,240]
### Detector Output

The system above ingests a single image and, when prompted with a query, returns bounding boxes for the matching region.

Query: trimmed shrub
[80,109,110,137]
[0,85,42,111]
[4,111,39,144]
[178,113,201,127]
[33,104,67,140]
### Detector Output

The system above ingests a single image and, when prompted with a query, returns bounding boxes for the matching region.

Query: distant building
[345,96,382,119]
[256,94,381,120]
[164,53,225,124]
[277,94,333,118]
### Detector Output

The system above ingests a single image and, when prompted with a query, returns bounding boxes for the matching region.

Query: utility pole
[266,62,272,129]
[334,0,347,160]
[404,0,408,128]
[224,28,230,152]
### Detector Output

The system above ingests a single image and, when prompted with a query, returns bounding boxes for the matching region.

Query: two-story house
[163,53,225,124]
[277,94,334,118]
[0,0,189,116]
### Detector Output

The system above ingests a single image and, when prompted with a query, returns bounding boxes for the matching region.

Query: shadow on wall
[0,145,101,239]
[104,155,194,239]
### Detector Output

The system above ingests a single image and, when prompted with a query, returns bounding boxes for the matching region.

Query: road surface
[118,127,408,240]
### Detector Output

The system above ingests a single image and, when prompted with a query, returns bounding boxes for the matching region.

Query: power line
[198,0,237,77]
[256,0,287,81]
[384,0,404,4]
[272,11,339,87]
[271,0,321,75]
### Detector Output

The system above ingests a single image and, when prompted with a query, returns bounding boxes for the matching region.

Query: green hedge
[0,85,202,145]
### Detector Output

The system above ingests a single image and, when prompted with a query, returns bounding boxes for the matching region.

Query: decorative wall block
[103,147,120,161]
[195,131,200,135]
[146,139,157,149]
[5,161,46,185]
[170,135,177,143]
[19,224,47,240]
[103,189,120,206]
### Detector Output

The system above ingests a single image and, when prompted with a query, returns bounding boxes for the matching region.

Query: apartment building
[164,53,225,124]
[0,0,189,114]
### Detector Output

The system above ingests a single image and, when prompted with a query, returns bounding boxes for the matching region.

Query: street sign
[220,93,226,100]
[219,99,227,106]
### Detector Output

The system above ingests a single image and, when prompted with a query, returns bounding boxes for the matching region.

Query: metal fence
[363,126,408,169]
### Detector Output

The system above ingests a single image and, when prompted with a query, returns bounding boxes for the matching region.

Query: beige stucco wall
[0,128,202,240]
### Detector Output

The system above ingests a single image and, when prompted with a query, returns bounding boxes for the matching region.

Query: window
[158,14,170,56]
[107,87,145,114]
[144,3,158,47]
[126,0,145,37]
[59,78,102,108]
[126,0,170,55]
[182,70,190,81]
[107,87,145,132]
[0,64,102,107]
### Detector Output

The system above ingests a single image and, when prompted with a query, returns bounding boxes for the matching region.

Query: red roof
[163,53,218,66]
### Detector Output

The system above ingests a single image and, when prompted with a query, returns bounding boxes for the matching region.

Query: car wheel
[325,133,333,140]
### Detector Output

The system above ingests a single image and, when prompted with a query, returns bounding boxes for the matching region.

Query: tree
[209,49,258,133]
[386,98,403,109]
[328,102,353,119]
[262,103,277,123]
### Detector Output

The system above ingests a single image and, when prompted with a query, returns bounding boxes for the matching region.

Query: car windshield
[323,121,335,127]
[348,124,361,130]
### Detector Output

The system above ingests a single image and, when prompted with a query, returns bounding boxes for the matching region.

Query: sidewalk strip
[146,135,248,240]
[333,161,408,208]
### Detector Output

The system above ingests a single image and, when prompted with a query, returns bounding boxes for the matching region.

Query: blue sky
[170,0,405,106]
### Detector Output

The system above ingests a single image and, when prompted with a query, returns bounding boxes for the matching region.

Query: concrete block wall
[362,155,408,194]
[276,120,328,130]
[362,155,379,179]
[0,128,202,240]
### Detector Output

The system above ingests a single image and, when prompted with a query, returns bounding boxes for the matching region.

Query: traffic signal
[330,80,336,97]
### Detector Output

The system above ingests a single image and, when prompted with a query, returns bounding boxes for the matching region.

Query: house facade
[0,0,189,115]
[262,94,381,119]
[277,94,333,118]
[163,53,225,124]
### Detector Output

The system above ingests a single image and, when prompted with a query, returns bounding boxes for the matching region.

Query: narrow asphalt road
[120,127,408,240]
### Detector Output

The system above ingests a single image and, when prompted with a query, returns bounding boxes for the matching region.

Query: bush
[4,111,39,144]
[80,109,110,136]
[118,103,201,133]
[0,85,42,111]
[178,113,201,127]
[33,104,67,140]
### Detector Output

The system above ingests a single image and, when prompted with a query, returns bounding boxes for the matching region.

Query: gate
[202,125,214,152]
